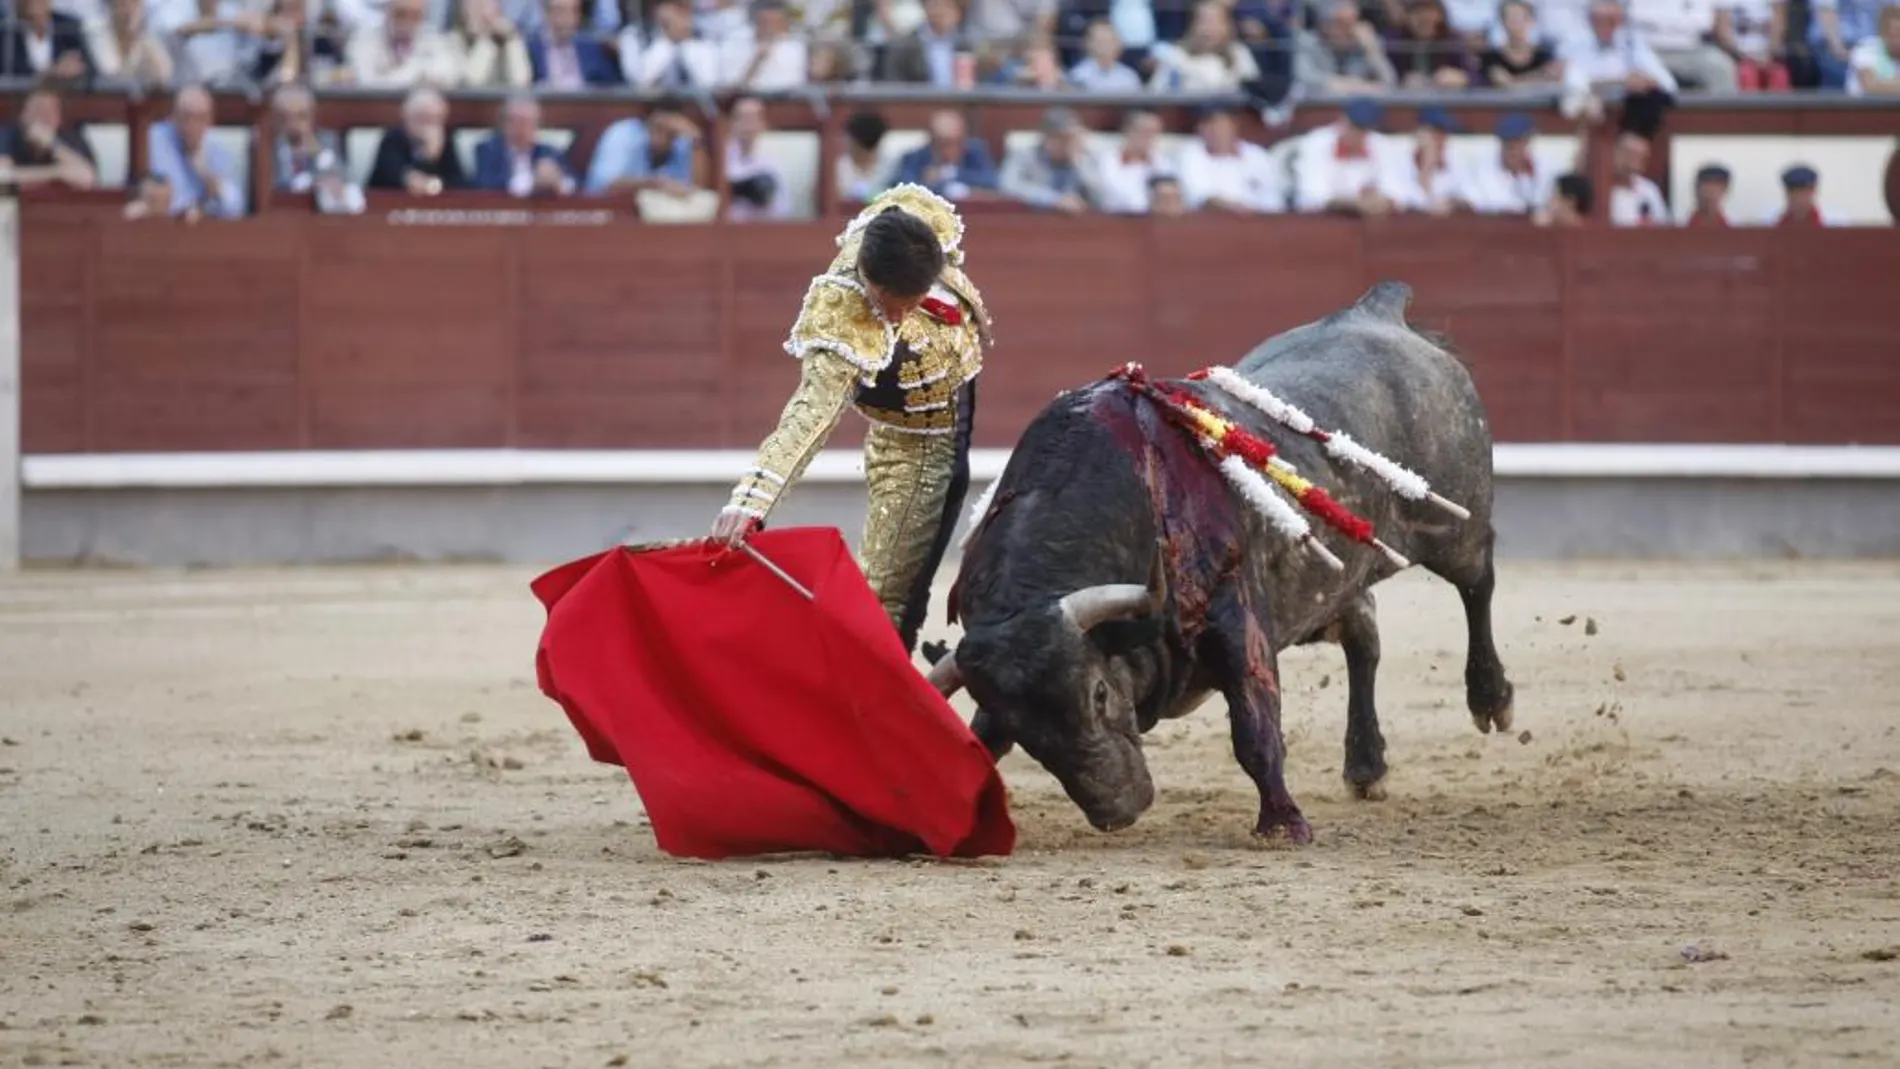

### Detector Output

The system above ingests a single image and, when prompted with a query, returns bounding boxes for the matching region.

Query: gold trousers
[857,387,974,653]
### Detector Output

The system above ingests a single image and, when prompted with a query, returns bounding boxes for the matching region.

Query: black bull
[926,282,1516,843]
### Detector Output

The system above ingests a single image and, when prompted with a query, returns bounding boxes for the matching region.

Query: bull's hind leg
[1426,528,1515,734]
[1332,592,1389,800]
[1208,590,1311,845]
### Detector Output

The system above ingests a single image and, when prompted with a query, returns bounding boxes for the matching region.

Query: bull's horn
[926,650,965,697]
[1058,584,1159,633]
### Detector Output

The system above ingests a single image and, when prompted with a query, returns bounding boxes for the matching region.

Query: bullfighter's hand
[711,509,760,548]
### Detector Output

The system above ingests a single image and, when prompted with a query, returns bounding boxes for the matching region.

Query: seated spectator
[622,0,720,89]
[346,0,465,87]
[1847,5,1900,94]
[1768,164,1833,225]
[1680,163,1732,225]
[584,96,703,196]
[1069,19,1142,90]
[1463,111,1558,215]
[697,0,756,42]
[453,0,534,87]
[250,0,345,85]
[0,85,98,189]
[889,108,1000,201]
[1562,0,1677,138]
[1626,0,1737,91]
[1480,0,1562,86]
[719,0,809,89]
[3,0,93,81]
[807,39,858,81]
[1095,108,1176,214]
[835,109,890,204]
[966,0,1057,46]
[1149,174,1188,216]
[1809,0,1885,90]
[1292,97,1402,217]
[1148,1,1261,90]
[146,84,245,218]
[472,92,576,198]
[990,32,1067,87]
[1393,106,1473,216]
[1604,131,1669,226]
[724,94,791,221]
[1441,0,1502,42]
[530,0,621,88]
[1297,0,1399,94]
[1000,106,1105,214]
[159,0,267,87]
[268,81,343,191]
[1534,172,1593,226]
[366,85,469,194]
[1231,0,1299,102]
[1713,0,1790,89]
[87,0,175,87]
[1179,104,1285,214]
[1386,0,1476,87]
[123,172,186,221]
[879,0,969,85]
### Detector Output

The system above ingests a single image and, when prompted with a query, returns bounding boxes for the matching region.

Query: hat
[1494,112,1534,141]
[1417,106,1461,133]
[1694,163,1731,185]
[1343,97,1384,130]
[1781,164,1818,189]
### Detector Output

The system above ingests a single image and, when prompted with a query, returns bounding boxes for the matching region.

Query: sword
[738,541,815,601]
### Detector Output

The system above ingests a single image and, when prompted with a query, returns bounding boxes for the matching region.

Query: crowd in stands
[0,0,1892,225]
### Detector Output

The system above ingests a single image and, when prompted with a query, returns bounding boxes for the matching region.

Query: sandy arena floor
[2,560,1898,1068]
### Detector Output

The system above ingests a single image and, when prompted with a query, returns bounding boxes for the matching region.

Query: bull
[924,282,1516,843]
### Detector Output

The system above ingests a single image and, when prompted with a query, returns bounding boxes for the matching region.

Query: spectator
[366,85,469,194]
[346,0,465,87]
[1847,4,1900,94]
[623,0,721,88]
[835,109,890,203]
[1387,0,1476,87]
[1768,164,1833,225]
[1095,108,1176,214]
[250,0,346,85]
[990,31,1067,86]
[807,38,858,81]
[1810,0,1886,89]
[1464,111,1558,215]
[1231,0,1298,102]
[889,108,1000,200]
[1680,162,1732,225]
[146,84,245,218]
[697,0,755,41]
[1069,19,1142,90]
[720,0,810,88]
[1000,106,1105,213]
[1179,103,1285,214]
[1562,0,1677,137]
[966,0,1057,45]
[1148,1,1260,90]
[1149,173,1187,216]
[1535,172,1593,226]
[1293,97,1403,216]
[472,92,576,197]
[86,0,175,87]
[455,0,534,88]
[1442,0,1503,41]
[0,86,97,189]
[880,0,969,85]
[1297,0,1399,94]
[1393,106,1473,216]
[724,94,791,220]
[1480,0,1562,86]
[3,0,92,80]
[530,0,621,86]
[584,96,704,196]
[1712,0,1791,89]
[123,172,184,221]
[157,0,266,87]
[1626,0,1737,91]
[268,81,343,192]
[1604,131,1669,226]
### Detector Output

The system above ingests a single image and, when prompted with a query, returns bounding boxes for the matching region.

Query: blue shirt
[147,121,246,218]
[583,117,695,194]
[1811,0,1882,45]
[1110,0,1156,49]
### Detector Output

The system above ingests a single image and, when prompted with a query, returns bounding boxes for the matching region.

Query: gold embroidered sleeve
[938,264,994,347]
[785,277,894,379]
[726,349,860,521]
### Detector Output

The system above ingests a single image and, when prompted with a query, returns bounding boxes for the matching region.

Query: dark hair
[844,109,888,152]
[1555,173,1593,215]
[856,208,944,300]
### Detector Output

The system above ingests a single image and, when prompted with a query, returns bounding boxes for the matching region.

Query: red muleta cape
[530,527,1015,861]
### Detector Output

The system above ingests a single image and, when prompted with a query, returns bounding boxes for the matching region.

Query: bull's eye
[1093,680,1109,713]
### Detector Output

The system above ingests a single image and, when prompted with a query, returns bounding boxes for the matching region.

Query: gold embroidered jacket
[726,184,994,521]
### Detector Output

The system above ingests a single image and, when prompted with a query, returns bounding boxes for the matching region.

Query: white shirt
[24,26,54,72]
[1095,143,1177,214]
[1145,42,1259,91]
[1562,28,1681,93]
[1178,140,1285,213]
[1393,150,1477,212]
[1625,0,1717,51]
[1847,36,1896,95]
[1068,58,1144,92]
[718,33,808,89]
[1608,175,1671,226]
[1291,125,1405,214]
[1463,152,1559,215]
[1720,0,1777,59]
[623,29,720,88]
[725,140,790,221]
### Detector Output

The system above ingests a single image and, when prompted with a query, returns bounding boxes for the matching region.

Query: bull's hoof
[1345,773,1389,802]
[1253,813,1314,845]
[1470,682,1516,734]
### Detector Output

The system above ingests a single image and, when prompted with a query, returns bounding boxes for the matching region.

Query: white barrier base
[22,444,1900,490]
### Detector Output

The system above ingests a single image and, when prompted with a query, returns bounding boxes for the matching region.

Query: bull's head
[930,549,1168,832]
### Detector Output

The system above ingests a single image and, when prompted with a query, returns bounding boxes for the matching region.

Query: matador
[711,184,994,655]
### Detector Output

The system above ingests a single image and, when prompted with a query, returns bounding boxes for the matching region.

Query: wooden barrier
[20,203,1900,454]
